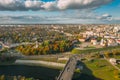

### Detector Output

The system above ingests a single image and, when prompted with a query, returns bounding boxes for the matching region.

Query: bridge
[57,55,78,80]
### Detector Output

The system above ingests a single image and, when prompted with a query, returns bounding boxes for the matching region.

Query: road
[57,55,78,80]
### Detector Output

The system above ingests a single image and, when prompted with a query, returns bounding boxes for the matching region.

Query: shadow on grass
[73,61,103,80]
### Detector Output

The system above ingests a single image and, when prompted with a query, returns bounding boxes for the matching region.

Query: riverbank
[15,59,65,69]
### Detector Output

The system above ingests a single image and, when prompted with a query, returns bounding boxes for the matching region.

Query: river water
[0,65,60,80]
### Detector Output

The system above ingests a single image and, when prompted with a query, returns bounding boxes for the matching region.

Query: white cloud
[0,0,14,5]
[0,0,117,24]
[0,0,43,11]
[41,2,57,10]
[102,13,112,17]
[57,0,113,10]
[97,13,112,20]
[0,0,113,11]
[25,0,43,10]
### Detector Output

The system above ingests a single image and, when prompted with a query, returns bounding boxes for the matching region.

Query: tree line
[16,40,74,55]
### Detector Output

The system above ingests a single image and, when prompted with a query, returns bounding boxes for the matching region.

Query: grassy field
[84,46,96,49]
[83,59,120,80]
[72,45,120,54]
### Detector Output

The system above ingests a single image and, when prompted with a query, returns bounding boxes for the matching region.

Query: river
[0,65,60,80]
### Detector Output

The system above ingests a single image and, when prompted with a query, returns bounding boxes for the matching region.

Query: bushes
[0,56,16,62]
[104,49,120,57]
[112,49,120,55]
[0,75,5,80]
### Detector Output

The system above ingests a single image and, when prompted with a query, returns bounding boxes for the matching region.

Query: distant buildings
[0,24,120,49]
[77,25,120,47]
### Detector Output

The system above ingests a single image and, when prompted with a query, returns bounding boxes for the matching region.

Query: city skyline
[0,0,120,24]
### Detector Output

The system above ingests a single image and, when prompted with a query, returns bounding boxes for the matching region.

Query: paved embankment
[15,60,65,68]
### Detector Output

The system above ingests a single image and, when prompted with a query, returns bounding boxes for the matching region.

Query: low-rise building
[100,39,107,47]
[79,38,86,42]
[109,58,117,65]
[116,39,120,44]
[91,39,99,45]
[107,38,118,46]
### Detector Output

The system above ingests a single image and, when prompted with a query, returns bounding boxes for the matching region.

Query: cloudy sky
[0,0,120,24]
